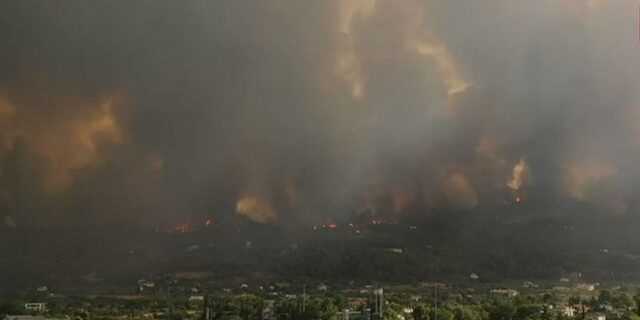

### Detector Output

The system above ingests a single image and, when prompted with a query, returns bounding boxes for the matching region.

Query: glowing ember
[205,219,213,227]
[515,196,522,204]
[171,221,191,233]
[315,222,339,230]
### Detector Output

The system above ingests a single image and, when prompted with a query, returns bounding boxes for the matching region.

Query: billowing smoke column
[0,0,638,228]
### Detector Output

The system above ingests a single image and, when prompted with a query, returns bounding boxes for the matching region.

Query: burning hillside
[0,1,638,230]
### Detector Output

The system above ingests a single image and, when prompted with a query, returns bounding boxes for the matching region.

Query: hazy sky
[0,1,638,228]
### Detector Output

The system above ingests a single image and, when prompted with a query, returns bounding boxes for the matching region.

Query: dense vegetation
[5,286,640,320]
[3,199,640,292]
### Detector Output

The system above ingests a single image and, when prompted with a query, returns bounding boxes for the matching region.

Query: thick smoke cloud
[0,0,638,228]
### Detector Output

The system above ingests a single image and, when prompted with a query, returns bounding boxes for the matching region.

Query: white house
[562,306,574,317]
[24,303,47,312]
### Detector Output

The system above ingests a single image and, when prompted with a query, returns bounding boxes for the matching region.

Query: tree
[612,293,635,310]
[413,306,427,320]
[0,301,23,315]
[453,305,481,320]
[598,290,613,306]
[489,302,515,320]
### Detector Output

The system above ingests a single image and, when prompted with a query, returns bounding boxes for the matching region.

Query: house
[338,308,371,320]
[137,279,155,292]
[562,306,575,317]
[575,283,597,291]
[24,303,47,312]
[348,297,367,309]
[490,289,519,298]
[571,304,589,317]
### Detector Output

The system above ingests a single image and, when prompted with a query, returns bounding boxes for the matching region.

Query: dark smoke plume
[0,0,638,228]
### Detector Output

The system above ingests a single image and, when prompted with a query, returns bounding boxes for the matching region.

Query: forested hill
[2,198,640,292]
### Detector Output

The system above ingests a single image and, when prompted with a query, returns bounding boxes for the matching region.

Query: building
[490,289,519,298]
[338,308,371,320]
[137,279,155,292]
[202,295,214,320]
[562,306,575,317]
[24,303,47,312]
[575,283,597,291]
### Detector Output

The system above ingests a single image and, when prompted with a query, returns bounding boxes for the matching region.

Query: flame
[314,221,338,230]
[205,219,213,227]
[171,221,191,233]
[566,160,616,201]
[45,96,124,190]
[0,92,126,191]
[515,195,522,204]
[444,172,478,209]
[335,0,377,100]
[414,40,470,98]
[0,95,16,117]
[335,1,470,102]
[235,196,276,223]
[325,222,337,229]
[283,178,298,206]
[408,10,470,99]
[476,135,507,168]
[564,160,626,213]
[391,184,415,215]
[507,158,528,192]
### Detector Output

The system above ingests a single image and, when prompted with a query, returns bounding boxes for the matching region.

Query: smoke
[0,0,638,228]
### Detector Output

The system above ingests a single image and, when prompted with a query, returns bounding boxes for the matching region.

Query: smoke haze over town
[1,0,639,230]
